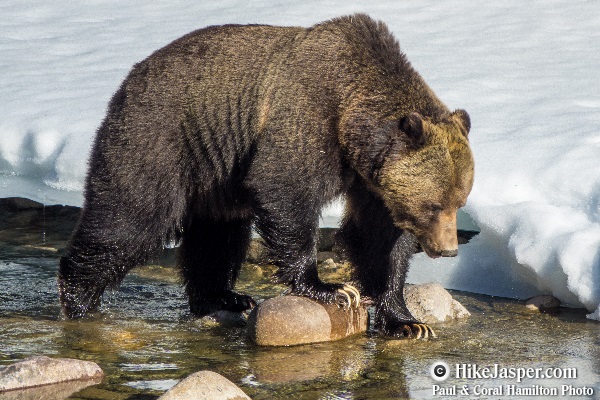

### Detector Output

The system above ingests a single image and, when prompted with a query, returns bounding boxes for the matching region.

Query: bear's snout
[417,209,459,259]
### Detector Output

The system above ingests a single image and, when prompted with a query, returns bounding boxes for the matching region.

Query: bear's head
[374,109,473,258]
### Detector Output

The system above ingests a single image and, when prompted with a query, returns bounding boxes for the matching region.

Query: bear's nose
[440,249,458,257]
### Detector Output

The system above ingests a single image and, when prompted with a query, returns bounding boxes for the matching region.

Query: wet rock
[319,257,338,270]
[248,296,368,346]
[242,264,264,278]
[317,251,339,264]
[158,370,250,400]
[320,261,352,284]
[525,295,560,311]
[130,265,180,283]
[404,283,470,324]
[0,356,104,392]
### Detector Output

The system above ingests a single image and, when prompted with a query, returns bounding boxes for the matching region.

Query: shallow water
[0,241,599,399]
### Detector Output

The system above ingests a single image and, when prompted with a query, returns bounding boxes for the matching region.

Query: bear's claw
[400,323,436,339]
[337,284,361,308]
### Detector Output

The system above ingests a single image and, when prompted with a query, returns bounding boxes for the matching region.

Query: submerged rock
[248,296,368,346]
[525,295,561,311]
[404,283,470,324]
[158,370,251,400]
[0,356,103,392]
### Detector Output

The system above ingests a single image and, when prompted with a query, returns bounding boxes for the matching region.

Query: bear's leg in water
[58,204,167,318]
[337,181,436,339]
[179,217,255,317]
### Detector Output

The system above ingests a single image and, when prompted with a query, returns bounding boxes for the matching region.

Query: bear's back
[117,24,304,126]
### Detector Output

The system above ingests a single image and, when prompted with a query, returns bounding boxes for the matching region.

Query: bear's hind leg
[179,217,255,317]
[58,208,167,318]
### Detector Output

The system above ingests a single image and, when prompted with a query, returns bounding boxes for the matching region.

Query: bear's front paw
[383,321,436,340]
[290,281,361,309]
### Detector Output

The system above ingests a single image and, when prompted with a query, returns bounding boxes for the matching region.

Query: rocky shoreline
[0,196,478,256]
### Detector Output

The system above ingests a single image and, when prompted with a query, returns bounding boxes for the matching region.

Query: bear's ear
[452,109,471,137]
[399,112,426,148]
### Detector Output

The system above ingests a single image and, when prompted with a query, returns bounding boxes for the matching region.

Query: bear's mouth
[419,241,458,259]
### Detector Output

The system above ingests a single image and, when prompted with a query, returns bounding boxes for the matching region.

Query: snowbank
[1,1,599,318]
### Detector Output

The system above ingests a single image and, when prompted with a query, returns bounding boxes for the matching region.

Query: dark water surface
[1,240,599,399]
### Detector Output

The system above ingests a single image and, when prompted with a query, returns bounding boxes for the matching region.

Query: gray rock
[158,370,250,400]
[404,283,470,324]
[525,295,560,311]
[319,258,338,270]
[248,296,368,346]
[0,356,103,392]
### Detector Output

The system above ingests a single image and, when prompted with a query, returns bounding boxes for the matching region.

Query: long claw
[337,288,352,308]
[412,324,436,340]
[420,324,429,339]
[428,325,437,338]
[414,324,423,339]
[343,284,361,308]
[395,323,436,340]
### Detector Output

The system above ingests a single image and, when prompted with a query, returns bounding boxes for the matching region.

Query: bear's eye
[429,203,443,213]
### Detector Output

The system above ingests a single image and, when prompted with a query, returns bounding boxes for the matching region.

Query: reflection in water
[0,243,599,399]
[0,378,103,400]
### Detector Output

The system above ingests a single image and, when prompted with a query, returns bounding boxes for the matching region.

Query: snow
[2,1,600,318]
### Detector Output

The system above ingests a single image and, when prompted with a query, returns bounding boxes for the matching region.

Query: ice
[1,1,599,318]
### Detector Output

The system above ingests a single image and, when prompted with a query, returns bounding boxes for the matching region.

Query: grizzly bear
[58,13,473,338]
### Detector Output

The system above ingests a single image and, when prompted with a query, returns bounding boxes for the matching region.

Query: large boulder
[404,283,470,324]
[158,370,250,400]
[248,296,368,346]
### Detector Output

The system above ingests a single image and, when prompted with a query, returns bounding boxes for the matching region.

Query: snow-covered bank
[2,1,599,318]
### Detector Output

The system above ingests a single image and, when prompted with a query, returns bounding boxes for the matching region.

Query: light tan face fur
[378,114,473,258]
